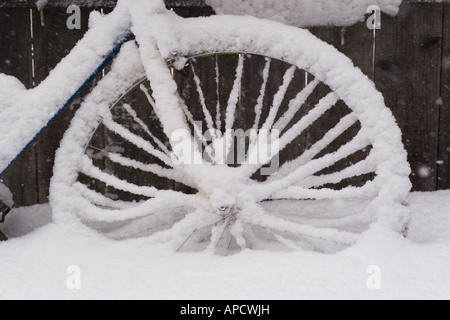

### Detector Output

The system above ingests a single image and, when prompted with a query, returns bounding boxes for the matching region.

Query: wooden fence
[0,0,449,206]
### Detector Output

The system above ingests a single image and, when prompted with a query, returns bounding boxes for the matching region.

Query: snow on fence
[0,0,449,206]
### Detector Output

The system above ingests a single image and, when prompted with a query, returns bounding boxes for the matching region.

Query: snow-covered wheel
[50,16,411,253]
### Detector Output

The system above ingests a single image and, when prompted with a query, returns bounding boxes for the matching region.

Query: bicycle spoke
[148,209,217,246]
[269,230,302,250]
[252,131,371,200]
[106,207,192,240]
[223,55,245,159]
[270,203,375,229]
[78,193,204,224]
[107,152,197,188]
[215,56,222,130]
[73,182,140,209]
[80,155,157,198]
[139,84,160,118]
[252,58,271,131]
[242,91,340,178]
[240,204,359,245]
[208,216,232,250]
[192,63,216,132]
[225,54,244,130]
[121,103,171,156]
[298,154,376,189]
[274,78,320,131]
[270,181,377,200]
[176,94,215,161]
[230,219,246,249]
[261,65,296,130]
[103,113,174,167]
[269,112,358,182]
[279,92,339,151]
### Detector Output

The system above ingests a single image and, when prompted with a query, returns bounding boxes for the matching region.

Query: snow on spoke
[297,153,376,189]
[107,152,197,188]
[252,58,271,131]
[269,112,358,182]
[175,95,214,159]
[139,84,160,120]
[104,207,192,240]
[223,55,245,157]
[225,54,244,130]
[271,203,376,229]
[241,91,340,178]
[215,57,222,130]
[77,192,204,224]
[208,216,232,250]
[269,231,302,250]
[252,131,371,200]
[271,181,378,200]
[80,155,158,198]
[274,78,320,131]
[192,63,215,132]
[102,114,174,167]
[279,92,339,151]
[262,66,296,130]
[146,209,219,246]
[230,219,246,249]
[180,100,206,145]
[247,58,271,162]
[121,103,170,156]
[240,206,359,245]
[73,182,139,210]
[246,64,296,180]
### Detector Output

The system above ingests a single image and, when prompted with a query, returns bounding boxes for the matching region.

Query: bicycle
[0,0,411,253]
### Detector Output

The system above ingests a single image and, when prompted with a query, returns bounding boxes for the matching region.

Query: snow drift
[205,0,402,27]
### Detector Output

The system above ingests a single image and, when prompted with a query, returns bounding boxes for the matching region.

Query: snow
[1,203,51,238]
[0,0,440,299]
[417,166,432,179]
[0,191,448,299]
[205,0,402,28]
[35,0,48,11]
[0,183,14,207]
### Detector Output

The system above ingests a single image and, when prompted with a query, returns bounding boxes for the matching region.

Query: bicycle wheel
[51,15,411,253]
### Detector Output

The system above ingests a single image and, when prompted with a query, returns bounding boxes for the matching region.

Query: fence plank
[31,7,97,203]
[0,9,32,86]
[375,3,443,191]
[0,8,39,206]
[438,3,450,190]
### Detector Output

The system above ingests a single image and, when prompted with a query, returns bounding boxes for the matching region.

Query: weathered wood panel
[375,3,443,191]
[438,3,450,190]
[0,8,38,206]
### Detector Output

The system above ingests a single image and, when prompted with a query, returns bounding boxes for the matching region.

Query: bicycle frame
[0,0,413,250]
